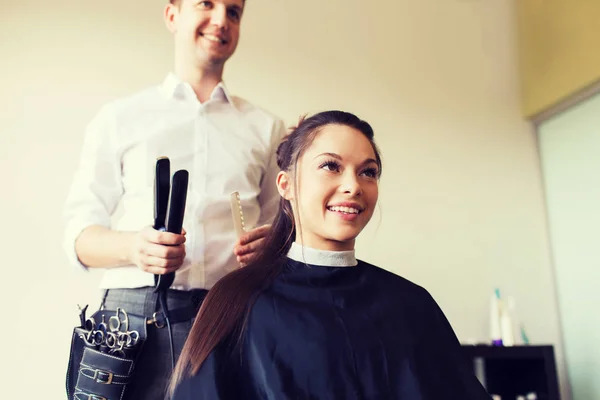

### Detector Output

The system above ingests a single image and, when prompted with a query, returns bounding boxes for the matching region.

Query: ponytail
[168,197,295,396]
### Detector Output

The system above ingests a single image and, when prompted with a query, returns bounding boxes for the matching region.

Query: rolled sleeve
[62,105,124,270]
[257,118,287,226]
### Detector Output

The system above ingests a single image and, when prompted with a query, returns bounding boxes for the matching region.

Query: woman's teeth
[327,206,360,214]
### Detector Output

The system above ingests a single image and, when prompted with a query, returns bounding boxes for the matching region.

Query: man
[63,0,285,398]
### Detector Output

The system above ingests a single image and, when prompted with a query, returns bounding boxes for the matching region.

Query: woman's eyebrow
[313,152,342,160]
[361,158,378,166]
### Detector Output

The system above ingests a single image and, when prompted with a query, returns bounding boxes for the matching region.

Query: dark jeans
[103,287,207,400]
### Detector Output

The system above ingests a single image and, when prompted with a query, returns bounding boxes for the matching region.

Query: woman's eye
[320,161,340,172]
[361,168,379,178]
[198,1,212,9]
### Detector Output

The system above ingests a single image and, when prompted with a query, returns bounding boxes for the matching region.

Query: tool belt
[65,290,206,400]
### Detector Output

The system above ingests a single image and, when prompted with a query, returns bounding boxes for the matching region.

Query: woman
[169,111,491,399]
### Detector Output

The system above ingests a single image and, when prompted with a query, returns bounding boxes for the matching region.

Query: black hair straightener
[152,156,189,369]
[153,157,188,290]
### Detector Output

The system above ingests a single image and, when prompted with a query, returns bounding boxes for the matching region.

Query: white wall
[1,0,566,398]
[538,92,600,400]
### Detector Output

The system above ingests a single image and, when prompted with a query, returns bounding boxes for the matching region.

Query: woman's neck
[287,242,357,267]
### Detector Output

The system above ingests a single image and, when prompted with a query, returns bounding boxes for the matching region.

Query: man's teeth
[202,34,225,44]
[327,206,360,214]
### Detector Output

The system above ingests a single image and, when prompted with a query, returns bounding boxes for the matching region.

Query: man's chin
[193,56,226,72]
[196,45,236,63]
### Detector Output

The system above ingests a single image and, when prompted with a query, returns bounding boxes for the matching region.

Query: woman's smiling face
[279,123,380,251]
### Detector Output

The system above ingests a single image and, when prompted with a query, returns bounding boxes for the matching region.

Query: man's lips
[199,32,227,45]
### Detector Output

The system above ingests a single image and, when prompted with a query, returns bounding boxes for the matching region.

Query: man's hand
[233,224,271,267]
[129,226,187,275]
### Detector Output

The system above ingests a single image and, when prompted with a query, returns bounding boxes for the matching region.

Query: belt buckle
[93,369,113,385]
[147,311,166,328]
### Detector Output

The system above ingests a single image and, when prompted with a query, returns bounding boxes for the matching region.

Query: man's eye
[228,9,241,21]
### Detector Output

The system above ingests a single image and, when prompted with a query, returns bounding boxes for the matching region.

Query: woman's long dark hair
[168,110,382,397]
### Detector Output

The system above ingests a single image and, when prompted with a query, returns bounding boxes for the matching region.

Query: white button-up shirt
[63,73,286,290]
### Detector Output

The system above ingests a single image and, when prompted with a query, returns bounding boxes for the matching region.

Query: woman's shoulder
[357,260,439,305]
[358,259,426,289]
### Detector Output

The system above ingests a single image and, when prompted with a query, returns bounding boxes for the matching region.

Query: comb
[230,191,246,238]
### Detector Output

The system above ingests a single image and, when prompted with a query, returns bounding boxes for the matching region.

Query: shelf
[461,345,560,400]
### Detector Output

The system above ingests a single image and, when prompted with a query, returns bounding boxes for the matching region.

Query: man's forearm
[75,225,135,269]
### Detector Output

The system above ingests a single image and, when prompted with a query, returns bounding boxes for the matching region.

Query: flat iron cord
[158,290,175,370]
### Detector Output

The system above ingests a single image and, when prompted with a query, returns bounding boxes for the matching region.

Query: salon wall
[515,0,600,118]
[1,0,567,398]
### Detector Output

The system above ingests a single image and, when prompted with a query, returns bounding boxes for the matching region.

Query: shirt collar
[161,72,239,110]
[286,242,358,267]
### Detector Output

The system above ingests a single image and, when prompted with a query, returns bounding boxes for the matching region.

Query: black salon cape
[173,259,491,400]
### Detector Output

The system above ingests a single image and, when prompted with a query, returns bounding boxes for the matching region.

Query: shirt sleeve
[256,118,287,227]
[62,104,124,270]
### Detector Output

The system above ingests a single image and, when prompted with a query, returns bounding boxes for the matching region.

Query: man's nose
[210,6,228,29]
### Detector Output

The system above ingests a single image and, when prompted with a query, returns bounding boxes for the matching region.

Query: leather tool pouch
[66,308,148,400]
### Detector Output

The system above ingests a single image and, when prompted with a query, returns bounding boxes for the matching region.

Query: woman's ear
[276,171,294,200]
